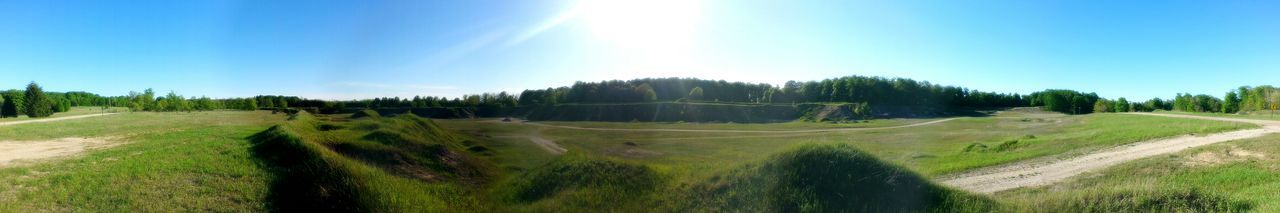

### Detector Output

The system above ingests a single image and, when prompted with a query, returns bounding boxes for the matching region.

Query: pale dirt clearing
[0,137,120,167]
[939,113,1280,194]
[0,113,118,127]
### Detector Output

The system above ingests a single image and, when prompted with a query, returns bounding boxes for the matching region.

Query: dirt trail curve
[940,113,1280,194]
[521,118,959,133]
[0,113,118,127]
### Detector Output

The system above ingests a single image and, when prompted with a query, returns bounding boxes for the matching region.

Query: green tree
[0,93,18,118]
[1223,91,1241,113]
[635,84,657,102]
[23,82,53,118]
[276,99,289,109]
[1114,98,1130,112]
[688,87,704,101]
[1093,99,1112,113]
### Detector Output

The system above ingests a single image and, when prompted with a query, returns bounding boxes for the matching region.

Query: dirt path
[939,113,1280,193]
[0,113,118,127]
[527,133,567,154]
[520,118,959,133]
[0,137,119,167]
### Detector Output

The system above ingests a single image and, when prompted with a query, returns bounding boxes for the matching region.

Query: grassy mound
[495,154,663,210]
[684,143,997,212]
[351,109,381,119]
[249,112,495,211]
[1012,188,1250,212]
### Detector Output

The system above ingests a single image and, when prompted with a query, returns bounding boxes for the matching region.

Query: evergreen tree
[23,82,53,118]
[0,93,18,118]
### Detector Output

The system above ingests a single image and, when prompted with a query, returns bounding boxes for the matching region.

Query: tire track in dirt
[939,113,1280,193]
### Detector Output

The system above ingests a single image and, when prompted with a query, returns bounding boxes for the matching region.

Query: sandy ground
[0,113,123,167]
[939,113,1280,194]
[0,113,117,127]
[0,137,119,167]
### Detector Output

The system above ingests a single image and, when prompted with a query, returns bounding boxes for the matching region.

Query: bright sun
[576,0,703,53]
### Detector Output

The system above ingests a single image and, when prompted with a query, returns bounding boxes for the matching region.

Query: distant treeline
[1160,86,1280,114]
[10,77,1278,119]
[518,76,1028,108]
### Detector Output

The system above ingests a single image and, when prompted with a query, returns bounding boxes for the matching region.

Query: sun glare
[577,0,702,53]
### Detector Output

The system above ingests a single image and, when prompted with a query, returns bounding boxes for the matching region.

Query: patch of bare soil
[0,137,120,167]
[1184,145,1267,167]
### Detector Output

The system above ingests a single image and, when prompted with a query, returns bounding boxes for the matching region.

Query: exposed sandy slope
[0,113,117,127]
[0,137,119,167]
[521,118,958,133]
[939,113,1280,194]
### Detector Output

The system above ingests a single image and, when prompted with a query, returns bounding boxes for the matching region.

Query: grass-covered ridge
[248,112,496,211]
[680,143,997,212]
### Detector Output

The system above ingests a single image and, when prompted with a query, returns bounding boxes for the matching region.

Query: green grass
[432,109,1258,211]
[448,112,1254,179]
[0,111,282,211]
[247,112,497,211]
[1000,133,1280,212]
[678,143,997,212]
[0,108,1264,211]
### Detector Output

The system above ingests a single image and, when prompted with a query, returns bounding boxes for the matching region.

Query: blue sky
[1,0,1278,100]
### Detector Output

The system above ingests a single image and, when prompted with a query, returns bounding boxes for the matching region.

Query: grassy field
[443,110,1255,177]
[0,111,283,211]
[999,133,1280,212]
[433,109,1258,211]
[0,108,1263,211]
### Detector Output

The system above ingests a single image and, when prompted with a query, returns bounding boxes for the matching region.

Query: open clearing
[941,112,1280,193]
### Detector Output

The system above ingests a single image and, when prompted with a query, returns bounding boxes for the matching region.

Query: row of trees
[1165,86,1274,114]
[516,76,1029,109]
[121,89,261,112]
[1027,90,1100,114]
[1093,97,1172,113]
